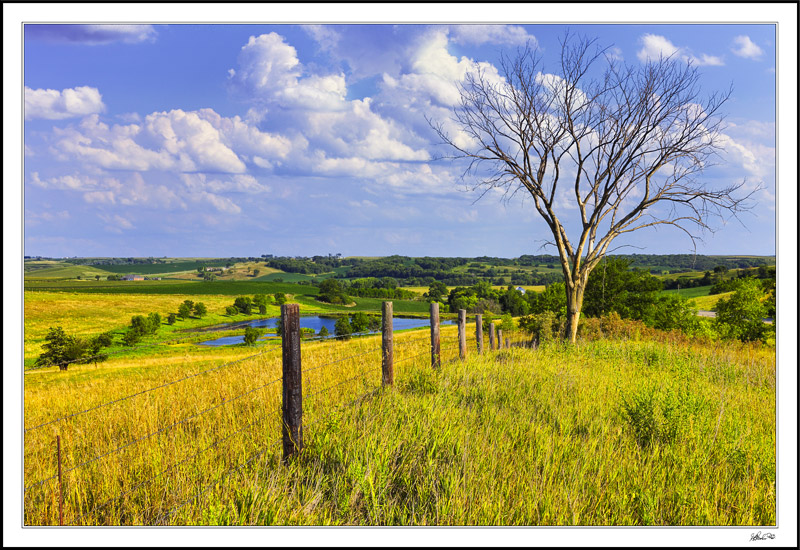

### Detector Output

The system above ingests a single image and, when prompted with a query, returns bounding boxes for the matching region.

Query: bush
[334,317,352,340]
[167,313,177,325]
[619,382,707,448]
[714,278,771,342]
[517,311,564,343]
[243,326,261,346]
[225,306,239,316]
[233,296,253,315]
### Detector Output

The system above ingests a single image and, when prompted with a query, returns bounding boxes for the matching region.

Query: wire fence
[23,303,528,526]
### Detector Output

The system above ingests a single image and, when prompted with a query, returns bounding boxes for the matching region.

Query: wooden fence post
[281,303,302,461]
[458,309,467,360]
[505,337,510,349]
[430,302,440,369]
[476,314,483,354]
[497,329,503,350]
[57,435,63,526]
[489,322,496,351]
[382,301,393,386]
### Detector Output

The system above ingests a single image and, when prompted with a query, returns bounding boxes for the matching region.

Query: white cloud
[301,25,341,52]
[731,35,764,60]
[25,86,105,120]
[51,109,291,174]
[98,213,135,233]
[26,24,157,45]
[229,32,347,111]
[637,34,724,66]
[449,25,537,47]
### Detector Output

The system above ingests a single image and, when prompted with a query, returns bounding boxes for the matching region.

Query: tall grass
[23,326,774,526]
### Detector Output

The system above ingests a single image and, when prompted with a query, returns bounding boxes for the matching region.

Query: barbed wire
[302,386,383,434]
[24,375,283,492]
[391,350,430,365]
[69,408,279,526]
[25,346,282,434]
[304,365,382,402]
[155,437,283,526]
[301,346,382,376]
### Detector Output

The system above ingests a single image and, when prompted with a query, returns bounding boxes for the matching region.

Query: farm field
[22,323,776,526]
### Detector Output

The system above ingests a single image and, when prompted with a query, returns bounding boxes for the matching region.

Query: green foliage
[167,313,177,325]
[527,282,567,315]
[318,326,329,338]
[178,303,192,319]
[619,382,707,448]
[350,312,371,334]
[243,326,261,346]
[427,281,449,303]
[714,279,772,342]
[273,293,287,306]
[34,326,89,368]
[583,258,662,318]
[193,302,207,318]
[233,296,253,314]
[258,304,267,315]
[499,313,515,332]
[334,316,352,340]
[146,313,161,333]
[517,311,564,343]
[318,279,350,305]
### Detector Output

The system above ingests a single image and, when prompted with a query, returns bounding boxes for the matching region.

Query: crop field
[22,324,775,526]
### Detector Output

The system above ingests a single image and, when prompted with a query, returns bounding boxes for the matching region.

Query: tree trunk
[565,280,586,344]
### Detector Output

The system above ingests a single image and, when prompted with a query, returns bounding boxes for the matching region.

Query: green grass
[661,285,713,300]
[23,331,775,526]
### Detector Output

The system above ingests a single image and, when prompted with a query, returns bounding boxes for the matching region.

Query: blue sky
[20,21,779,259]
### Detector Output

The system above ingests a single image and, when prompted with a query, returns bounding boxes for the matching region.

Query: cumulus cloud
[25,86,105,120]
[228,32,347,111]
[449,25,537,47]
[25,24,157,45]
[637,34,724,66]
[731,35,764,59]
[51,109,291,174]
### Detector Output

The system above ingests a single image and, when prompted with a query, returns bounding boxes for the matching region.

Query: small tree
[178,303,192,319]
[225,305,239,316]
[146,312,161,334]
[714,278,770,342]
[350,312,371,334]
[258,304,267,315]
[234,296,253,314]
[34,326,88,370]
[193,302,207,318]
[167,312,177,325]
[243,326,261,346]
[318,326,330,338]
[273,293,287,306]
[334,317,352,340]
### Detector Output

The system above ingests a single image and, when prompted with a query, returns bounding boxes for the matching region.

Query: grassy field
[22,325,775,526]
[22,284,430,366]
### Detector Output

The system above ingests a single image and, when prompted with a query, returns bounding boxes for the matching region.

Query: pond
[197,315,453,346]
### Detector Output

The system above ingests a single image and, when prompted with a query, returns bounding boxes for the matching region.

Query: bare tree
[431,34,755,343]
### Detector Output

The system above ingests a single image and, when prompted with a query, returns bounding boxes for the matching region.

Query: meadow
[22,262,776,526]
[22,323,776,526]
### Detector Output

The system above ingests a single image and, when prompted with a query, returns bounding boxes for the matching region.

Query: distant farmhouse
[121,274,145,281]
[515,286,527,294]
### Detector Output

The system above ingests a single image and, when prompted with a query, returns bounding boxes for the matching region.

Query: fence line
[69,407,280,525]
[25,303,529,525]
[24,346,282,433]
[156,437,284,526]
[24,375,283,492]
